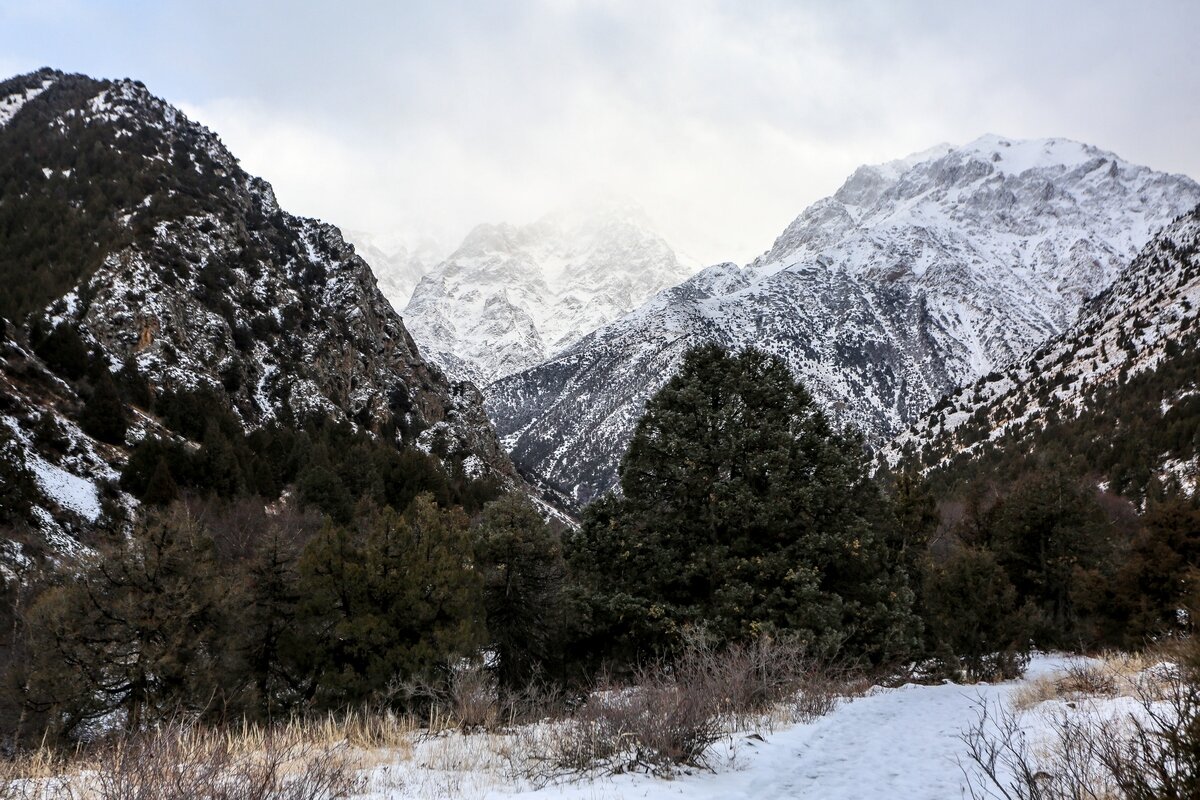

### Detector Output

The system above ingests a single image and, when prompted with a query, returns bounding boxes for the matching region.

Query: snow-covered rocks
[403,200,698,386]
[487,137,1200,503]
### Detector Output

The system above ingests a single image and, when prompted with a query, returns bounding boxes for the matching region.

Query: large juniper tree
[569,344,919,667]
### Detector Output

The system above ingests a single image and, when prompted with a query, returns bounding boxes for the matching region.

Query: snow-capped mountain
[488,136,1200,503]
[887,202,1200,492]
[0,68,513,534]
[402,201,698,386]
[343,230,447,309]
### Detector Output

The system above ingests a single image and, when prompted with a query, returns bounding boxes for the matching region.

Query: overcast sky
[2,0,1198,264]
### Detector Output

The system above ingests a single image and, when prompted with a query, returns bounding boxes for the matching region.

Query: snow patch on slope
[0,76,55,127]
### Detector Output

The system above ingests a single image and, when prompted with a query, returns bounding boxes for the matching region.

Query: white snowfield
[363,656,1082,799]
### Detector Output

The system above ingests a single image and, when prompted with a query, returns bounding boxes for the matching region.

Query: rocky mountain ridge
[487,136,1200,503]
[886,202,1200,495]
[0,68,513,536]
[343,229,447,309]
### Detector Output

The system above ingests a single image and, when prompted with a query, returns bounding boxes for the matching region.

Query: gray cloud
[2,0,1198,263]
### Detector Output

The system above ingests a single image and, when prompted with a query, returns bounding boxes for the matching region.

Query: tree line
[1,343,1198,748]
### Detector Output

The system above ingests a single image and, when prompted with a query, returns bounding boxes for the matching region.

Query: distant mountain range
[401,201,697,386]
[4,64,1198,527]
[486,136,1200,502]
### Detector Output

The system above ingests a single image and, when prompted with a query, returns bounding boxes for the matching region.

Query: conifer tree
[0,431,38,524]
[141,457,179,506]
[474,493,565,690]
[79,369,128,445]
[23,506,235,737]
[571,344,919,667]
[297,495,484,707]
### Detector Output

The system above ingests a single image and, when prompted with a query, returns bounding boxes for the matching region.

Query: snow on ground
[358,655,1084,800]
[27,453,103,522]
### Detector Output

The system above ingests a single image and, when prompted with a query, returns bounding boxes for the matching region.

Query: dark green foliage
[141,457,180,506]
[0,70,248,322]
[915,328,1200,505]
[120,387,499,516]
[0,429,39,524]
[981,469,1113,643]
[1075,496,1200,648]
[570,345,919,668]
[474,493,566,690]
[296,465,353,524]
[78,369,128,444]
[296,496,485,708]
[921,547,1032,680]
[21,506,235,737]
[30,321,89,381]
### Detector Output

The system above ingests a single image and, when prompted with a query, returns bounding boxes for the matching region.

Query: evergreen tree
[22,506,236,737]
[141,457,179,506]
[984,469,1111,643]
[921,547,1032,680]
[0,431,38,524]
[78,369,128,445]
[473,493,566,690]
[571,344,919,667]
[297,495,484,708]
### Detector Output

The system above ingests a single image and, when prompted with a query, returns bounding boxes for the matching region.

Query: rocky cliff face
[488,137,1200,503]
[343,230,446,310]
[0,68,513,535]
[402,201,697,386]
[886,203,1200,490]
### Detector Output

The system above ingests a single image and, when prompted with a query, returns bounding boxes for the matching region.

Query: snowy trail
[479,657,1076,800]
[729,682,994,799]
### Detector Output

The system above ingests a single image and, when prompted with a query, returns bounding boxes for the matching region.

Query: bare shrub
[961,643,1200,800]
[1056,664,1117,699]
[536,635,852,780]
[549,670,723,777]
[959,699,1118,800]
[1099,659,1200,799]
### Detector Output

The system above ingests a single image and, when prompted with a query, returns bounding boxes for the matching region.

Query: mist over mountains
[484,136,1200,501]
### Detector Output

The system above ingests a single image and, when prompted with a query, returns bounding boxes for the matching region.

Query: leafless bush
[1057,664,1117,699]
[528,635,852,781]
[1099,660,1200,799]
[549,669,724,777]
[961,646,1200,800]
[959,699,1117,800]
[446,667,499,732]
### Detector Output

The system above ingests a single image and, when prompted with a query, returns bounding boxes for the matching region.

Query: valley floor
[362,656,1081,800]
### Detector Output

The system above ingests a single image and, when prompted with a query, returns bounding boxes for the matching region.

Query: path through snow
[473,656,1077,800]
[362,657,1080,798]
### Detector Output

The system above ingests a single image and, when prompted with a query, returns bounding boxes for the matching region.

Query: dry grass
[0,721,366,800]
[0,639,866,798]
[1012,649,1178,711]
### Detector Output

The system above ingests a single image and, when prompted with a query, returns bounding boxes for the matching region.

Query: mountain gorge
[343,229,446,309]
[487,137,1200,503]
[402,202,696,386]
[0,68,512,537]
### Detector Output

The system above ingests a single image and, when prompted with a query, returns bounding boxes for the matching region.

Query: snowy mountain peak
[488,138,1200,503]
[403,202,699,386]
